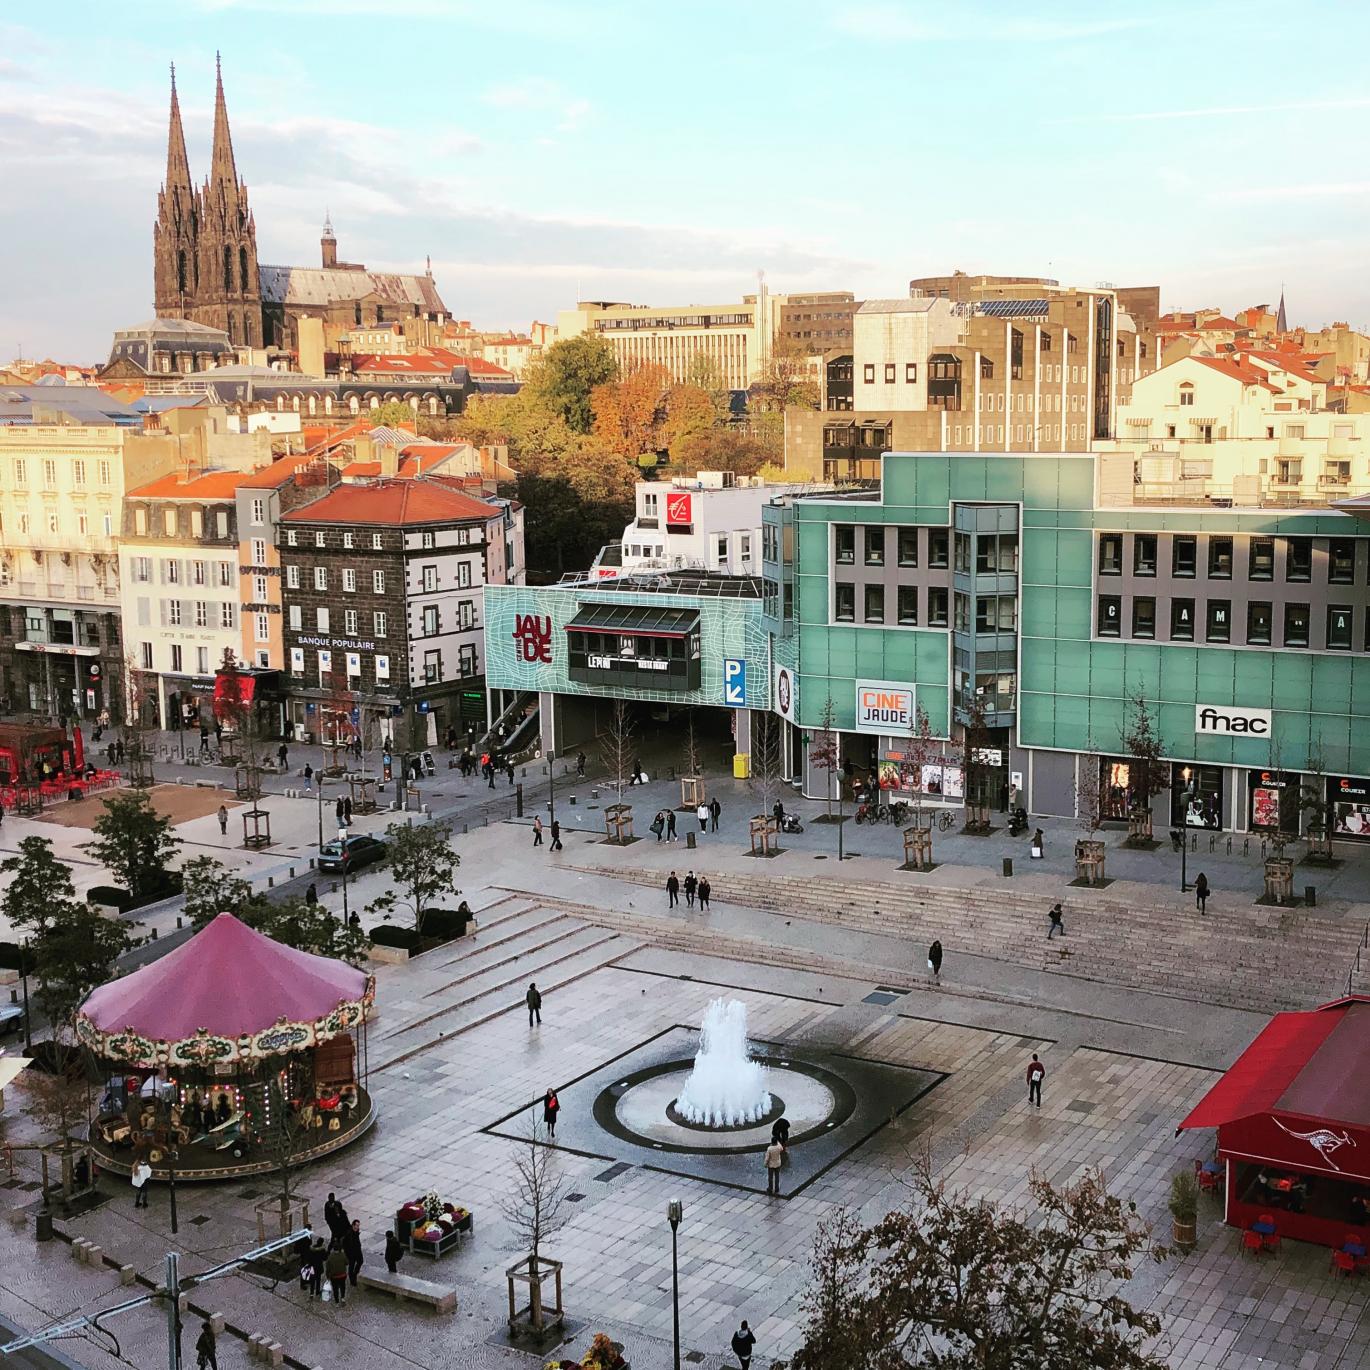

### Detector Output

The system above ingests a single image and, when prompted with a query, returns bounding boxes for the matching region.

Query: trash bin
[686,831,696,850]
[35,1212,52,1242]
[1002,857,1013,878]
[732,753,750,780]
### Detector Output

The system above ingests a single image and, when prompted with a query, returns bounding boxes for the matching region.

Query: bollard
[150,927,158,940]
[289,867,295,878]
[516,783,524,818]
[8,989,15,1004]
[35,1212,53,1242]
[686,831,696,849]
[176,916,183,929]
[309,857,315,869]
[1002,857,1012,878]
[463,823,469,834]
[1306,885,1317,907]
[119,1264,136,1286]
[268,876,274,888]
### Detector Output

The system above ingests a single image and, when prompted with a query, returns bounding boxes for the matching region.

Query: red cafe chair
[1241,1230,1264,1257]
[1332,1250,1357,1276]
[1257,1216,1281,1252]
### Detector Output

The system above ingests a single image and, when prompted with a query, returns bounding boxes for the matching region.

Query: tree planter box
[369,943,409,965]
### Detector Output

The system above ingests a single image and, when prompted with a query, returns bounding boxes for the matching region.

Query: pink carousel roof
[79,913,371,1045]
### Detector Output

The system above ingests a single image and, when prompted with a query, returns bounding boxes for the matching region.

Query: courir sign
[1195,704,1271,737]
[855,681,916,735]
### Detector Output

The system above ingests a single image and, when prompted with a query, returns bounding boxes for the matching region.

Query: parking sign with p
[723,658,746,706]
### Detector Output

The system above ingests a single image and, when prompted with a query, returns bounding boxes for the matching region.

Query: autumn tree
[683,353,733,423]
[750,335,820,414]
[369,401,419,431]
[671,426,771,479]
[902,703,940,826]
[788,1167,1165,1370]
[959,691,995,834]
[747,713,785,854]
[591,363,673,462]
[1121,692,1169,845]
[529,334,619,434]
[1300,740,1336,863]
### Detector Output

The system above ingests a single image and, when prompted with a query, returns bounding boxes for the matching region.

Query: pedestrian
[1047,902,1065,939]
[343,796,353,824]
[764,1139,784,1196]
[277,742,288,771]
[1195,872,1210,915]
[631,756,642,786]
[1026,1053,1045,1108]
[772,798,785,825]
[336,797,345,825]
[325,1242,348,1304]
[709,797,721,832]
[305,1237,326,1299]
[543,1086,560,1139]
[732,1321,757,1370]
[384,1229,404,1274]
[696,801,709,832]
[527,982,542,1027]
[667,871,680,908]
[344,1218,364,1287]
[533,815,544,846]
[1030,827,1044,859]
[576,751,586,778]
[217,804,228,836]
[195,1319,218,1370]
[651,810,665,842]
[303,763,313,793]
[487,758,497,789]
[771,1116,790,1145]
[928,939,943,982]
[131,1157,151,1208]
[698,876,711,911]
[506,759,515,785]
[550,820,562,850]
[305,882,318,905]
[666,809,677,842]
[683,870,697,908]
[324,1192,347,1243]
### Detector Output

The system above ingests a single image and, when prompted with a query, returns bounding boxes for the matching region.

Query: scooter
[778,813,804,834]
[1007,807,1029,836]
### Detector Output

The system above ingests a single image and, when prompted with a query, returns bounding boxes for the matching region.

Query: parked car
[0,1003,25,1036]
[318,834,387,874]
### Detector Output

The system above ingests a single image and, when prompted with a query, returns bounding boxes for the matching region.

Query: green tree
[369,400,419,430]
[0,836,137,1032]
[683,353,733,423]
[530,335,619,434]
[366,819,460,936]
[788,1168,1165,1370]
[180,854,255,928]
[85,790,180,903]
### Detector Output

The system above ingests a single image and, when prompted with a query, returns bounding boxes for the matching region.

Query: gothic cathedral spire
[207,50,240,202]
[153,63,198,317]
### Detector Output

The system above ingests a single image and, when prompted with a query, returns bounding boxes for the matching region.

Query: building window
[1132,597,1156,639]
[1246,601,1272,646]
[194,601,207,627]
[863,364,875,384]
[140,641,154,670]
[1285,537,1312,581]
[133,556,151,582]
[864,585,884,622]
[163,508,177,536]
[313,567,327,591]
[1179,383,1195,406]
[371,533,383,550]
[977,595,1016,632]
[168,600,182,626]
[170,644,183,673]
[341,532,353,549]
[927,587,949,627]
[254,613,269,642]
[905,363,917,383]
[897,585,918,624]
[217,562,232,587]
[835,526,855,564]
[373,570,386,594]
[190,559,205,586]
[249,537,265,565]
[423,605,439,636]
[422,531,436,549]
[1248,538,1275,581]
[897,528,918,567]
[72,460,86,486]
[288,605,302,630]
[220,602,235,629]
[1167,535,1196,578]
[1171,598,1195,640]
[98,460,111,486]
[954,532,971,573]
[458,644,476,677]
[423,650,442,683]
[286,564,300,589]
[315,532,326,548]
[1329,538,1356,584]
[317,607,330,632]
[342,568,356,592]
[1284,603,1310,647]
[864,528,884,566]
[458,600,474,630]
[286,530,297,547]
[976,534,1018,574]
[835,583,855,621]
[421,565,437,593]
[250,498,265,525]
[344,608,358,636]
[928,528,950,568]
[1205,599,1231,643]
[374,611,387,636]
[1207,537,1233,579]
[1328,605,1354,650]
[1133,534,1157,576]
[197,646,210,674]
[1098,534,1122,575]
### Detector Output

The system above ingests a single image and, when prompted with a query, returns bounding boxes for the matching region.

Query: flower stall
[396,1191,474,1258]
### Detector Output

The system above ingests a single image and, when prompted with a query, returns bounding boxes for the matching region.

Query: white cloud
[1099,97,1370,123]
[1217,182,1370,202]
[481,77,592,136]
[834,3,1143,42]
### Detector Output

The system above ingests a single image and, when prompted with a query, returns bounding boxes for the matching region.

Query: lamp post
[666,1199,683,1370]
[1177,767,1196,891]
[546,749,556,828]
[338,825,350,929]
[19,937,31,1054]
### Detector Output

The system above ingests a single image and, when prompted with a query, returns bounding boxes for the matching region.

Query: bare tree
[809,696,840,821]
[790,1208,869,1370]
[1075,751,1107,835]
[960,692,994,834]
[903,703,940,827]
[1120,692,1168,845]
[1300,740,1336,863]
[120,652,157,788]
[598,701,636,804]
[22,1067,92,1206]
[748,713,785,853]
[501,1122,569,1332]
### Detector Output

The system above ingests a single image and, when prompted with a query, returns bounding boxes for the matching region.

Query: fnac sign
[1194,704,1271,737]
[665,492,693,529]
[855,681,915,735]
[513,613,553,664]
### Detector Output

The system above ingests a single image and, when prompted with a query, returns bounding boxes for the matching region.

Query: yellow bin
[733,752,750,779]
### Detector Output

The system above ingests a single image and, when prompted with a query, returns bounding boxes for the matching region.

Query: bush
[369,924,420,950]
[87,886,132,912]
[419,908,471,940]
[0,942,35,973]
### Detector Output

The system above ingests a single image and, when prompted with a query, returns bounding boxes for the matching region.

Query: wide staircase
[568,865,1369,1013]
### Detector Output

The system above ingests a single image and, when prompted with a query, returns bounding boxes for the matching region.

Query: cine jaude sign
[855,681,915,735]
[1194,704,1271,737]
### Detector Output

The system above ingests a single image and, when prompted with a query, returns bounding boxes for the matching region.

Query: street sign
[723,658,746,706]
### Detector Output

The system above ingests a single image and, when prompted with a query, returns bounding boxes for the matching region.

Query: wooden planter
[604,803,633,843]
[1171,1215,1197,1248]
[680,775,706,808]
[962,803,991,835]
[749,815,777,855]
[507,1254,564,1335]
[1074,838,1107,885]
[1126,810,1154,845]
[903,825,933,871]
[1264,857,1294,904]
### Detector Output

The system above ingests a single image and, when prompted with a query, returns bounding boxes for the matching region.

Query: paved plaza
[1,752,1370,1367]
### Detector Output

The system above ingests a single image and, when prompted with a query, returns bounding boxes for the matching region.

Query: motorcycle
[778,813,804,834]
[1007,807,1029,836]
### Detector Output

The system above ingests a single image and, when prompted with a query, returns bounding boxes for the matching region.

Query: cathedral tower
[152,64,198,318]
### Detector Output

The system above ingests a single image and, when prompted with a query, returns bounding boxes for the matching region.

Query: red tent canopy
[75,914,374,1069]
[1180,996,1370,1183]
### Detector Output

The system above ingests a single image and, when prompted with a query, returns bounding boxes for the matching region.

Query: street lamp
[1175,767,1197,891]
[338,825,350,929]
[666,1199,683,1370]
[546,749,556,829]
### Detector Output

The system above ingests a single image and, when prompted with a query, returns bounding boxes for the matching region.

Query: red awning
[213,673,257,705]
[1179,1008,1344,1132]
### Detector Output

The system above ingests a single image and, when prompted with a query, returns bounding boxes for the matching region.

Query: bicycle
[935,809,956,831]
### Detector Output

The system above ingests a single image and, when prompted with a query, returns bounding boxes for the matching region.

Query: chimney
[380,445,399,478]
[321,211,338,269]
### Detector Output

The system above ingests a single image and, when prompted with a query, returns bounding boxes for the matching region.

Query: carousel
[76,913,376,1182]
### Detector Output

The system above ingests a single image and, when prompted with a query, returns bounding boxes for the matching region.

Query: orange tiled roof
[127,469,260,499]
[238,453,317,490]
[281,479,500,526]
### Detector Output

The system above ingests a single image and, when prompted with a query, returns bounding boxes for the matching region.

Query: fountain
[674,998,772,1127]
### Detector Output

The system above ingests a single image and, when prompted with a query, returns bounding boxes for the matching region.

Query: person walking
[543,1087,560,1139]
[696,801,709,833]
[305,1237,326,1299]
[666,809,677,843]
[731,1322,757,1370]
[336,797,345,826]
[698,876,711,912]
[651,811,665,842]
[928,939,943,982]
[533,815,543,846]
[487,759,497,790]
[683,871,697,908]
[507,759,516,786]
[1195,872,1210,915]
[526,982,542,1027]
[305,883,317,905]
[343,796,353,824]
[576,751,586,778]
[666,871,680,908]
[324,1192,347,1245]
[302,763,313,793]
[709,797,721,832]
[217,804,228,837]
[343,1218,364,1288]
[1026,1053,1046,1108]
[277,742,289,772]
[131,1158,151,1208]
[325,1242,348,1304]
[1047,902,1065,939]
[764,1140,784,1196]
[384,1229,404,1274]
[195,1319,218,1370]
[550,820,562,851]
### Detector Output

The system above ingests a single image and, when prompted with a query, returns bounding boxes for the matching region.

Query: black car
[317,834,387,874]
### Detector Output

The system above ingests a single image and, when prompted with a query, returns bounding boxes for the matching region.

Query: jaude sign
[1195,704,1271,737]
[855,681,915,735]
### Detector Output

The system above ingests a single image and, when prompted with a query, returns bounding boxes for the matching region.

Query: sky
[4,0,1370,363]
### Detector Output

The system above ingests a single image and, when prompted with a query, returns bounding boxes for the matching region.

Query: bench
[357,1269,457,1313]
